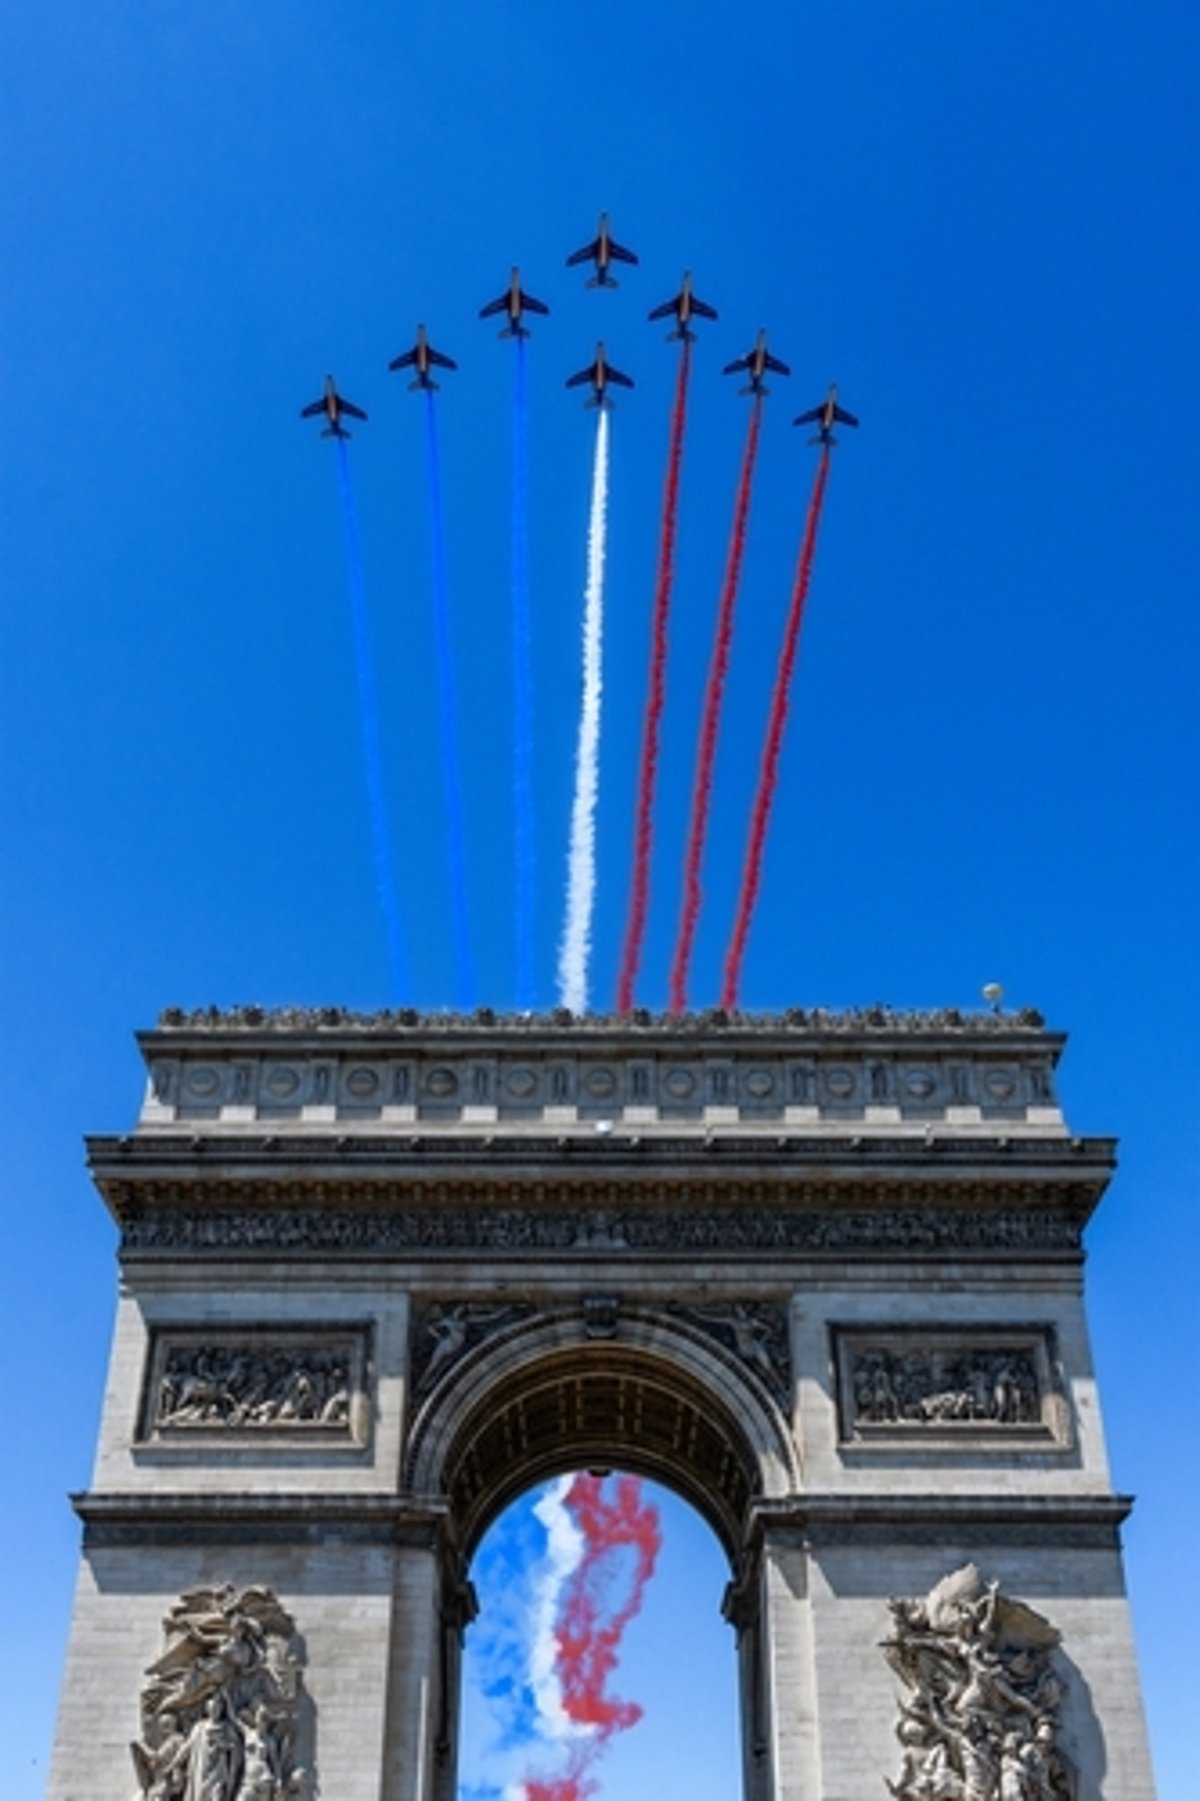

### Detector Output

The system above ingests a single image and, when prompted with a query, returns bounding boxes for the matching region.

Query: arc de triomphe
[49,1007,1155,1800]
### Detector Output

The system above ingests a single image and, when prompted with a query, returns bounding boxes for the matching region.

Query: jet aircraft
[793,383,859,446]
[565,341,634,409]
[647,271,718,342]
[479,267,550,338]
[388,325,458,391]
[566,213,639,288]
[722,330,790,396]
[300,375,368,439]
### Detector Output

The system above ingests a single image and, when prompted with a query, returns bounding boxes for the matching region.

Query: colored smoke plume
[721,446,831,1010]
[558,408,610,1015]
[617,339,692,1013]
[522,1472,662,1801]
[669,393,763,1014]
[512,336,536,1009]
[334,437,408,999]
[422,388,476,1009]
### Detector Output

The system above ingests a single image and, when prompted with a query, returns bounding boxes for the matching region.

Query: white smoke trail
[530,1476,587,1742]
[557,408,610,1014]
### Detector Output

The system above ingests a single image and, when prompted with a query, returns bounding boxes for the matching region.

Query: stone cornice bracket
[745,1491,1134,1549]
[71,1490,454,1548]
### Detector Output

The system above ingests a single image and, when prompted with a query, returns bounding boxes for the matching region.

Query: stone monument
[48,1006,1155,1800]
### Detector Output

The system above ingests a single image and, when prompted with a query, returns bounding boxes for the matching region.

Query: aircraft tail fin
[409,377,439,392]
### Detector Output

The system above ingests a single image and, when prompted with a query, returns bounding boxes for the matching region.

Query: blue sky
[1,4,1197,1796]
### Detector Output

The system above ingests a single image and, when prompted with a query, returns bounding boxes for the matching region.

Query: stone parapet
[136,1007,1065,1136]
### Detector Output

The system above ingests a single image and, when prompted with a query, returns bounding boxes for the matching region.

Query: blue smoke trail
[334,437,408,999]
[512,338,535,1009]
[422,389,476,1009]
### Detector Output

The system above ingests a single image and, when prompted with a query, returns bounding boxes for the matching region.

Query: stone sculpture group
[130,1585,306,1801]
[155,1348,350,1431]
[883,1565,1074,1801]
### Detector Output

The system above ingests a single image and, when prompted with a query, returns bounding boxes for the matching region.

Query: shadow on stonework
[1056,1644,1106,1801]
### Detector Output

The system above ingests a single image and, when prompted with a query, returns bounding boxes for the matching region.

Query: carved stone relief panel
[883,1564,1073,1801]
[833,1327,1068,1447]
[138,1327,370,1444]
[131,1583,310,1801]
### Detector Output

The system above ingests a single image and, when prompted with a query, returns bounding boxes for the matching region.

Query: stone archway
[404,1306,799,1801]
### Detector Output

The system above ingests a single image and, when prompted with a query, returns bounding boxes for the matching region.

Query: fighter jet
[793,383,859,446]
[647,271,718,342]
[479,267,550,339]
[722,330,790,397]
[300,375,368,439]
[565,341,634,409]
[566,212,639,288]
[387,325,458,391]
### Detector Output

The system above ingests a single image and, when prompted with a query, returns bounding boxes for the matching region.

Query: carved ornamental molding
[131,1583,309,1801]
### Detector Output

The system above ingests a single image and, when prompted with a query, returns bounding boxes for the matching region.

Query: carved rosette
[131,1583,308,1801]
[883,1565,1074,1801]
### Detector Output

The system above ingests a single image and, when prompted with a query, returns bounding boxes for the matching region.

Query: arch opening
[457,1470,741,1801]
[406,1309,797,1567]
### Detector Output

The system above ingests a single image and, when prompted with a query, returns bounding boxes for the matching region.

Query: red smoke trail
[527,1473,662,1801]
[616,341,692,1013]
[668,395,764,1014]
[720,447,831,1012]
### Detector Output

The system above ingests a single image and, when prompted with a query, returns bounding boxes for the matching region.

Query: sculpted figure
[133,1586,307,1801]
[182,1694,242,1801]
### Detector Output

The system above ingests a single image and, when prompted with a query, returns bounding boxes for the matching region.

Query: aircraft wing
[479,295,508,319]
[764,352,791,376]
[606,363,634,389]
[608,239,638,265]
[647,298,676,322]
[339,399,368,421]
[691,296,718,321]
[722,354,751,375]
[523,292,550,315]
[567,237,600,267]
[428,348,458,370]
[792,405,823,426]
[565,365,595,388]
[388,348,417,370]
[300,399,326,418]
[834,404,859,426]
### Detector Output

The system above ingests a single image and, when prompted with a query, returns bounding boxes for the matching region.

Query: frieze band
[120,1205,1083,1257]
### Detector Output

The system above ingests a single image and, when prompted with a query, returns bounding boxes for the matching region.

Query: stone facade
[49,1010,1155,1801]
